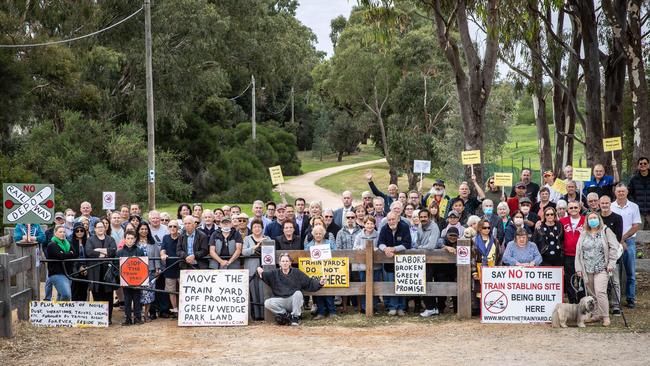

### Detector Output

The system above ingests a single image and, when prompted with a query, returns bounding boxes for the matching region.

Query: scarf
[475,234,494,265]
[53,236,71,252]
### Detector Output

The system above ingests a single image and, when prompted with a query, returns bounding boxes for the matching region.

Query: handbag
[103,262,120,284]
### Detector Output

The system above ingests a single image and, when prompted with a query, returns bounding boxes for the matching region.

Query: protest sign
[3,183,55,224]
[551,179,567,195]
[461,150,481,165]
[602,137,622,152]
[261,245,275,265]
[309,244,332,261]
[298,257,349,287]
[120,256,149,287]
[480,267,563,324]
[268,165,284,185]
[493,173,513,187]
[572,168,592,182]
[102,191,115,210]
[30,301,108,328]
[456,246,471,265]
[178,269,249,326]
[413,160,431,174]
[394,254,426,295]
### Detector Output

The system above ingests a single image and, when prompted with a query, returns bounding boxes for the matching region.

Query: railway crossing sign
[3,183,55,224]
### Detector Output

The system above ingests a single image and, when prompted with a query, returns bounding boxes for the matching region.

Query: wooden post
[0,254,12,337]
[261,240,276,322]
[364,240,374,317]
[456,238,472,320]
[18,242,39,301]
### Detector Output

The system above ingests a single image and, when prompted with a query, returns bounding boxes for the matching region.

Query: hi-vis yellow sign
[603,137,622,152]
[461,150,481,165]
[573,168,592,181]
[299,257,349,288]
[268,166,284,185]
[493,173,513,187]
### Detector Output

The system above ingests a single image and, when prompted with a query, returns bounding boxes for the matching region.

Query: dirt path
[281,158,386,209]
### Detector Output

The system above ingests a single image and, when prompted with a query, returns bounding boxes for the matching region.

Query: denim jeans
[315,296,336,315]
[43,271,53,301]
[359,269,382,311]
[384,271,406,310]
[49,274,71,301]
[622,238,636,301]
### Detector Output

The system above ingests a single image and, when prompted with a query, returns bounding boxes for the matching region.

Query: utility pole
[144,0,155,210]
[290,86,294,125]
[251,75,256,141]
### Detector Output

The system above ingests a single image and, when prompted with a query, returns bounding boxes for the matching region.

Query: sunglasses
[488,181,494,184]
[74,229,85,233]
[168,225,179,228]
[324,215,333,218]
[639,162,648,165]
[481,226,491,230]
[545,213,555,216]
[346,216,356,219]
[161,219,170,222]
[568,207,579,210]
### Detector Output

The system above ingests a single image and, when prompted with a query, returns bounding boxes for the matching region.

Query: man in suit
[333,190,354,228]
[177,216,209,269]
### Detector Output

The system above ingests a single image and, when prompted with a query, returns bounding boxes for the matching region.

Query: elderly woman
[502,228,543,266]
[532,206,564,266]
[556,199,568,219]
[243,219,270,320]
[495,202,515,249]
[575,212,619,327]
[303,215,334,246]
[305,225,337,319]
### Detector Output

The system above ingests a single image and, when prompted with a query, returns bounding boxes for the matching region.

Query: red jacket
[559,215,585,257]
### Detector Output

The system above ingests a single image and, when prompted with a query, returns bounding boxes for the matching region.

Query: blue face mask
[588,218,599,228]
[484,207,493,215]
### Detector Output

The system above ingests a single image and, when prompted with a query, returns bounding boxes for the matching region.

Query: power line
[228,81,252,101]
[0,6,143,48]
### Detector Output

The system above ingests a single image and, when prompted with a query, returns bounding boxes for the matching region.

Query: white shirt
[611,199,642,238]
[150,224,169,245]
[538,183,562,204]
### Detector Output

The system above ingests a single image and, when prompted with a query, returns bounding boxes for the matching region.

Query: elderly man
[509,169,540,203]
[361,191,374,211]
[371,197,385,223]
[583,163,619,200]
[586,192,601,213]
[366,170,398,215]
[378,212,412,316]
[422,179,451,218]
[259,253,325,326]
[251,200,272,229]
[628,157,650,228]
[447,179,485,217]
[148,210,169,245]
[322,209,341,238]
[77,201,99,234]
[264,203,298,238]
[333,191,354,227]
[379,201,408,230]
[177,216,209,269]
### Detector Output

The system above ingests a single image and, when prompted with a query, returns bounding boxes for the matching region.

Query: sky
[295,0,354,58]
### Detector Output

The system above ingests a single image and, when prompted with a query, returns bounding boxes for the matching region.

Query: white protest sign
[30,301,108,328]
[102,191,115,210]
[261,245,276,265]
[413,160,431,174]
[394,254,426,295]
[481,267,563,324]
[309,244,332,261]
[456,246,470,265]
[178,269,249,326]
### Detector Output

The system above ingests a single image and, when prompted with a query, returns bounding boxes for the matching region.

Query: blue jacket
[583,175,615,199]
[13,224,46,245]
[377,220,412,272]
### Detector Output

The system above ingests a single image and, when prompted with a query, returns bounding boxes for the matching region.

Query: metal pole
[252,75,256,141]
[290,86,294,125]
[144,0,155,210]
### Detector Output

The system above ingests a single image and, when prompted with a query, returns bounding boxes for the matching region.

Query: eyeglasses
[168,225,179,228]
[545,213,556,216]
[639,162,648,166]
[161,219,170,223]
[267,208,276,211]
[74,229,84,233]
[481,226,491,230]
[324,215,333,218]
[568,207,579,210]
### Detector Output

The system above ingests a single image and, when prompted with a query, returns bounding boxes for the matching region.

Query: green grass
[154,191,293,219]
[298,143,383,173]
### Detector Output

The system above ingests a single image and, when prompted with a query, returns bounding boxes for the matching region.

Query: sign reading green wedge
[3,183,55,224]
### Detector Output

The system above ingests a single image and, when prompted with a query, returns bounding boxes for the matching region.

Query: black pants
[564,255,585,304]
[123,287,142,321]
[71,278,88,301]
[423,264,457,313]
[152,272,170,316]
[92,290,114,322]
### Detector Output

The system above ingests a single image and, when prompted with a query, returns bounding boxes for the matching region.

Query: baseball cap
[543,170,554,177]
[446,227,459,236]
[447,210,460,218]
[221,216,232,223]
[515,182,526,188]
[519,197,532,205]
[433,179,445,187]
[54,212,64,220]
[276,203,286,211]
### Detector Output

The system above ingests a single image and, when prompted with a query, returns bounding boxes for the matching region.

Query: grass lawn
[298,143,383,173]
[154,191,293,219]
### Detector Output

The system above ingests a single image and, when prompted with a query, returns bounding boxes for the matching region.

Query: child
[117,231,145,325]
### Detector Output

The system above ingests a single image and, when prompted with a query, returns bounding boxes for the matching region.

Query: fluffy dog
[551,296,595,328]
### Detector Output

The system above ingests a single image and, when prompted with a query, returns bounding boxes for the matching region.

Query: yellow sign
[461,150,481,165]
[298,257,349,288]
[603,137,622,152]
[550,179,567,195]
[573,168,592,182]
[493,173,513,187]
[268,165,284,185]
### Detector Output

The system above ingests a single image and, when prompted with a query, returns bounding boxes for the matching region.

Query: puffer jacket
[629,173,650,214]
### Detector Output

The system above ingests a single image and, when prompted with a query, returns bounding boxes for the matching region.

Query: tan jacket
[574,227,619,283]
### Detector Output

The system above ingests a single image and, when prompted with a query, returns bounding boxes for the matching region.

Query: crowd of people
[13,157,649,327]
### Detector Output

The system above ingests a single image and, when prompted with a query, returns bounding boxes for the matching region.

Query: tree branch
[524,4,582,61]
[498,51,533,80]
[557,130,586,146]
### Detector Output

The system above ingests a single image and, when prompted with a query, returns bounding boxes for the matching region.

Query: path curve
[281,158,386,209]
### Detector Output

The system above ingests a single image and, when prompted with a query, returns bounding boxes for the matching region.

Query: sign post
[602,136,622,176]
[268,165,285,201]
[4,183,55,242]
[309,244,332,261]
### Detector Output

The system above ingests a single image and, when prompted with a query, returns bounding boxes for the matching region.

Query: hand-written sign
[550,179,567,195]
[394,254,426,295]
[3,183,55,224]
[572,168,592,182]
[413,160,431,174]
[298,257,349,288]
[178,269,249,326]
[461,150,481,165]
[120,256,149,287]
[481,266,563,324]
[603,137,622,152]
[493,173,513,187]
[269,165,285,185]
[30,301,108,328]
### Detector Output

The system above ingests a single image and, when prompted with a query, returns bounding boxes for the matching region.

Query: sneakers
[387,309,397,316]
[612,308,621,316]
[121,319,132,326]
[626,300,636,309]
[397,309,406,317]
[275,312,291,325]
[133,318,144,325]
[291,316,300,326]
[420,308,439,317]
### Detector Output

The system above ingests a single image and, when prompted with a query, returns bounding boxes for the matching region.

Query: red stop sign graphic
[120,257,149,286]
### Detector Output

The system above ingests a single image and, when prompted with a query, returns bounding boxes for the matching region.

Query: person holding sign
[502,228,542,267]
[583,164,619,200]
[446,180,485,217]
[305,226,338,319]
[539,170,563,203]
[259,253,326,326]
[378,212,412,316]
[117,231,145,326]
[46,225,77,302]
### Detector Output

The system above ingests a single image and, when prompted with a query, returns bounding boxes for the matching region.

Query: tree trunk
[337,151,343,162]
[550,7,566,176]
[407,172,418,191]
[561,22,582,168]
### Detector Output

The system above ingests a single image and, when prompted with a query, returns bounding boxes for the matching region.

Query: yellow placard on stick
[551,179,567,195]
[268,165,284,185]
[298,257,349,288]
[573,168,592,182]
[461,150,481,165]
[603,137,622,152]
[493,173,513,187]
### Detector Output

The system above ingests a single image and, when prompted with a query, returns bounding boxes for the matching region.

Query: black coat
[84,235,117,292]
[177,230,209,269]
[46,240,77,276]
[629,173,650,214]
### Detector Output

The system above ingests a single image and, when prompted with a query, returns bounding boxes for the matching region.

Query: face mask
[66,215,75,223]
[483,207,493,215]
[433,188,444,196]
[514,218,524,226]
[520,206,530,214]
[221,226,231,233]
[588,218,599,228]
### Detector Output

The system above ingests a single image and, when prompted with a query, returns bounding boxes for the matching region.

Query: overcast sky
[295,0,353,58]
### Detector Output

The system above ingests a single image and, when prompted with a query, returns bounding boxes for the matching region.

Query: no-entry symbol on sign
[483,290,508,314]
[3,183,55,224]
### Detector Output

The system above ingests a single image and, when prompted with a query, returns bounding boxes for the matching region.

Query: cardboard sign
[268,165,284,185]
[550,179,567,195]
[178,269,249,326]
[309,244,332,261]
[102,191,116,210]
[413,160,431,174]
[481,267,563,324]
[30,301,108,328]
[603,137,622,152]
[3,183,55,224]
[493,173,513,187]
[120,256,149,287]
[394,254,426,295]
[261,245,276,265]
[298,257,349,288]
[461,150,481,165]
[572,168,592,182]
[456,246,471,265]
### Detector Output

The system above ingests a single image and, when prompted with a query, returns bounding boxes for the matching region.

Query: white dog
[551,296,596,328]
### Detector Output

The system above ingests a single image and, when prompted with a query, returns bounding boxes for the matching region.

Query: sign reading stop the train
[3,183,55,224]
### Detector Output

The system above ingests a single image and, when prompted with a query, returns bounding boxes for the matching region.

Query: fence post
[456,238,472,320]
[261,240,276,323]
[18,242,39,302]
[364,240,374,317]
[0,254,13,337]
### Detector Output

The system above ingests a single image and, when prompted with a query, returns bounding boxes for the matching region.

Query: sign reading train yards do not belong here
[481,267,563,324]
[178,270,249,326]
